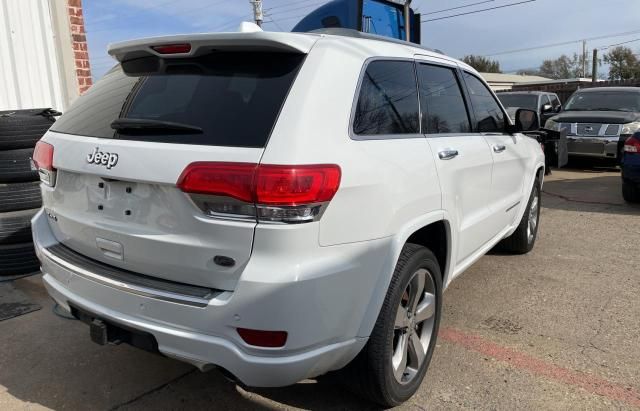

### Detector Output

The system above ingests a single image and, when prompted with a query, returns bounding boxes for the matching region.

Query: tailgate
[42,132,262,290]
[39,45,308,291]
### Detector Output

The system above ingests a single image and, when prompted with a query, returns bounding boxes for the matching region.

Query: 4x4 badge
[87,147,119,169]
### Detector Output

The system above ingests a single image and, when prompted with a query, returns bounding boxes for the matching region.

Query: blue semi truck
[293,0,421,44]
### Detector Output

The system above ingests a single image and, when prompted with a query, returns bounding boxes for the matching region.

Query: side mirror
[513,108,539,132]
[542,104,553,113]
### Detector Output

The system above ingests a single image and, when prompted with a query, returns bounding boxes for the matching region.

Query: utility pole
[250,0,263,27]
[592,48,598,84]
[404,0,412,42]
[582,40,587,78]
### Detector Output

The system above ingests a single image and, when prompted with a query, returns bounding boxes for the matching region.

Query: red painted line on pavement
[439,327,640,408]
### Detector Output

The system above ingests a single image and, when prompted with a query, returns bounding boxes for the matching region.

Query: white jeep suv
[31,29,544,407]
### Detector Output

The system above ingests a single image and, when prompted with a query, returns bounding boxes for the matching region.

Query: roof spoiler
[108,31,318,63]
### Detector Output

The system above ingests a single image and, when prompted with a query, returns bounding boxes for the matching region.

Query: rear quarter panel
[261,38,442,246]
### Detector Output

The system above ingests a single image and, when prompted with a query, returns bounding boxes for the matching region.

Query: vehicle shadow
[543,169,640,216]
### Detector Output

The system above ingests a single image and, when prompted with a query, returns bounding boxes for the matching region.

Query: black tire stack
[0,109,58,279]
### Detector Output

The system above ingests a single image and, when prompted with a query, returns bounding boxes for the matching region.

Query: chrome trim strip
[506,201,521,213]
[40,247,211,308]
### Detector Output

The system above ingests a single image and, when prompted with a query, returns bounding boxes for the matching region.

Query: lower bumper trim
[41,244,219,308]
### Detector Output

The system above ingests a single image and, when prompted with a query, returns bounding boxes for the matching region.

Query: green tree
[461,55,502,73]
[604,46,640,80]
[536,53,598,79]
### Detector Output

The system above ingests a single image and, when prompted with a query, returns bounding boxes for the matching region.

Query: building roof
[575,86,640,93]
[480,72,551,84]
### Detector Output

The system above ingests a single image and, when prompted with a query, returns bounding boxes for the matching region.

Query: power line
[266,1,326,18]
[599,38,640,50]
[266,0,325,12]
[421,0,536,23]
[484,29,640,56]
[423,0,495,16]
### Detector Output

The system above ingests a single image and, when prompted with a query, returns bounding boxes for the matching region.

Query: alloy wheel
[527,191,539,244]
[392,268,437,385]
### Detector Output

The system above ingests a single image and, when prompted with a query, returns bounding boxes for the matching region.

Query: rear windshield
[51,52,305,147]
[497,94,538,111]
[564,91,640,112]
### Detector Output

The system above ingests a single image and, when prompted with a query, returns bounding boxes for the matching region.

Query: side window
[353,60,420,136]
[550,94,561,109]
[463,72,505,133]
[540,95,552,110]
[416,64,471,134]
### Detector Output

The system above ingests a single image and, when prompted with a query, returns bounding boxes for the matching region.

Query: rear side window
[417,64,470,134]
[51,52,305,147]
[463,72,505,133]
[353,60,419,136]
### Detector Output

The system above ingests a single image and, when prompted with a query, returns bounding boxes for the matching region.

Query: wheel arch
[356,211,452,338]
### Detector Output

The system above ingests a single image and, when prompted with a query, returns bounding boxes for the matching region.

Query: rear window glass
[51,52,305,147]
[497,94,538,111]
[353,60,420,136]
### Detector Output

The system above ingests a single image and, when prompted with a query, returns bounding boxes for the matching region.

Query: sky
[84,0,640,80]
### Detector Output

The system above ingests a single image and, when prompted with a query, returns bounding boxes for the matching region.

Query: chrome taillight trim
[185,193,329,224]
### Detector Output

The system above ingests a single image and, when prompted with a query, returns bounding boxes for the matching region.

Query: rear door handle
[493,144,506,153]
[438,149,459,160]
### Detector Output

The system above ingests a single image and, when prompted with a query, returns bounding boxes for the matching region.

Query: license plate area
[69,303,159,354]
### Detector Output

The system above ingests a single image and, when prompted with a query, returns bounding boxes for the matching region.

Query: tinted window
[540,95,552,109]
[463,72,505,132]
[564,91,640,112]
[550,95,561,109]
[353,60,420,136]
[497,94,538,111]
[51,52,305,147]
[417,64,470,134]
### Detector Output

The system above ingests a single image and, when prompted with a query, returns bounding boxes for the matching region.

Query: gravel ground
[0,168,638,410]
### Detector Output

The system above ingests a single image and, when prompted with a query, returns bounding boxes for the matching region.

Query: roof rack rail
[310,28,444,55]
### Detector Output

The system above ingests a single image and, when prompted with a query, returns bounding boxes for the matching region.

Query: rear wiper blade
[111,118,203,134]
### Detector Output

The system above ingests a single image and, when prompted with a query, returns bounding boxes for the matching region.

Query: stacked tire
[0,109,58,279]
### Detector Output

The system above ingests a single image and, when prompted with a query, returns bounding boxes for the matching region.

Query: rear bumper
[32,209,389,386]
[622,155,640,183]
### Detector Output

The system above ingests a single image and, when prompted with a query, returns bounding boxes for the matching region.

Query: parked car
[31,28,545,407]
[545,87,640,163]
[622,132,640,202]
[498,91,562,128]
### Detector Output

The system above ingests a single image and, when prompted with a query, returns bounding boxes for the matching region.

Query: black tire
[499,177,541,254]
[341,244,442,407]
[0,148,38,183]
[0,109,56,150]
[0,182,42,212]
[622,180,640,203]
[0,208,38,245]
[0,242,40,277]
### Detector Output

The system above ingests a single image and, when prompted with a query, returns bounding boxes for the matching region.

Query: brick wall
[67,0,92,94]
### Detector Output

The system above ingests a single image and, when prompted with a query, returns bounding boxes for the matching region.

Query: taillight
[151,43,191,54]
[177,163,341,223]
[624,135,640,154]
[32,141,56,186]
